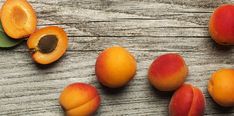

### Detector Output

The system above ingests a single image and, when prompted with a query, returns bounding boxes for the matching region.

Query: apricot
[27,26,68,65]
[59,83,101,116]
[95,46,137,88]
[209,4,234,45]
[169,84,205,116]
[148,53,188,91]
[208,69,234,107]
[1,0,37,39]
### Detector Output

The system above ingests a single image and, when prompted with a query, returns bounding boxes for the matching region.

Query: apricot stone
[169,84,205,116]
[208,69,234,107]
[59,83,101,116]
[209,4,234,45]
[1,0,37,39]
[95,46,137,88]
[148,53,188,91]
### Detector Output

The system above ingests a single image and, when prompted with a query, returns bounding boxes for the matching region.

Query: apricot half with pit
[1,0,37,39]
[27,26,68,65]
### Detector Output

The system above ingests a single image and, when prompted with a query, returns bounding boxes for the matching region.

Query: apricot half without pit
[1,0,37,39]
[27,26,68,65]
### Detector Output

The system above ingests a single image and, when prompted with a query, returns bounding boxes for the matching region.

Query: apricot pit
[27,26,68,65]
[38,35,58,53]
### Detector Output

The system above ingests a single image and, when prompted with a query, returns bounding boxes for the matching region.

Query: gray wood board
[1,0,234,115]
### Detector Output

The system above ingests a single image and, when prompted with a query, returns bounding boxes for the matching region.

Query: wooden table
[1,0,234,115]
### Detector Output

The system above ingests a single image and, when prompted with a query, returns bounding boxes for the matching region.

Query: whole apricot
[95,46,137,88]
[27,26,68,64]
[148,53,188,91]
[208,69,234,107]
[169,84,206,116]
[1,0,37,39]
[209,4,234,45]
[59,83,101,116]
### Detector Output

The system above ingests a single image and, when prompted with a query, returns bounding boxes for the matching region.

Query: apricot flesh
[27,26,68,65]
[59,83,101,116]
[1,0,37,39]
[95,46,137,88]
[209,4,234,45]
[148,53,188,91]
[169,84,205,116]
[208,69,234,107]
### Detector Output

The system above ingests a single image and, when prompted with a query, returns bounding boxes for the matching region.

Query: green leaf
[0,22,24,48]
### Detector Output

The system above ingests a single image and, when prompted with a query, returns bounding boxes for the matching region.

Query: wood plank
[0,0,234,115]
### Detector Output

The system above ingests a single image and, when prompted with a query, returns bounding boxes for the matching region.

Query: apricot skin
[209,4,234,45]
[27,26,68,65]
[59,83,101,116]
[95,46,137,88]
[169,84,205,116]
[148,53,188,91]
[1,0,37,39]
[208,69,234,107]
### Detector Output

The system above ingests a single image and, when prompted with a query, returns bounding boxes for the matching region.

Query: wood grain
[1,0,234,115]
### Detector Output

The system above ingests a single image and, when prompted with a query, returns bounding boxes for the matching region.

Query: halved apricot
[27,26,68,65]
[1,0,37,39]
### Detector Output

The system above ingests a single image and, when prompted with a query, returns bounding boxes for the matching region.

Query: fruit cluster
[59,4,234,116]
[0,0,68,64]
[1,0,234,116]
[208,4,234,107]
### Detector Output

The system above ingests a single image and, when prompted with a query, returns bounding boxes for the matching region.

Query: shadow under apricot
[98,82,129,95]
[148,84,174,99]
[206,38,233,53]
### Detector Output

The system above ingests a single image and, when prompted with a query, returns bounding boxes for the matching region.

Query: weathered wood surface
[1,0,234,115]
